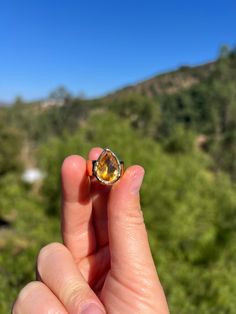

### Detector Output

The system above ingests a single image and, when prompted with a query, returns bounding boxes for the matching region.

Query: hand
[13,147,169,313]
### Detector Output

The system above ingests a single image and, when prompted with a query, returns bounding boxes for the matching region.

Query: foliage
[108,94,161,137]
[38,113,236,313]
[157,50,236,178]
[0,174,60,313]
[162,125,195,153]
[0,47,236,312]
[0,111,23,175]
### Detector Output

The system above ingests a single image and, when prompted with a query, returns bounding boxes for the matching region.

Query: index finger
[61,155,96,262]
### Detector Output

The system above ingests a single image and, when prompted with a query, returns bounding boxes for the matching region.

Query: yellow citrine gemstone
[94,149,121,184]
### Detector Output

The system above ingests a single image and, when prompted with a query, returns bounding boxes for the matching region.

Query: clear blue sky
[0,0,235,102]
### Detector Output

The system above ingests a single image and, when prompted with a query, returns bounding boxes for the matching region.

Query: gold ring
[87,148,124,185]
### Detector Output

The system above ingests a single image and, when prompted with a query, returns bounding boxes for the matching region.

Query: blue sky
[0,0,235,102]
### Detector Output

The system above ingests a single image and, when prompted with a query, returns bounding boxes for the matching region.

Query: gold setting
[92,148,123,185]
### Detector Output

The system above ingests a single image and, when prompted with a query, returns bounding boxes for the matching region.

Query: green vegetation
[0,47,236,313]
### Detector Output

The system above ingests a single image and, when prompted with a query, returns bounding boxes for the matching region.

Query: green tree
[0,123,23,175]
[109,94,160,137]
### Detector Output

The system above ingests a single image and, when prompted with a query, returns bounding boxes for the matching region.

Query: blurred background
[0,1,236,312]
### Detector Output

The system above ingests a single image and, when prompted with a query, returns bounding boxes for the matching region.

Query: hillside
[106,61,215,99]
[0,47,236,313]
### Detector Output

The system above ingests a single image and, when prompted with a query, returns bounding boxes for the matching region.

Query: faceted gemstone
[94,149,121,184]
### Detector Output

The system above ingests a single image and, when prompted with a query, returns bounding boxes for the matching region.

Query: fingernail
[130,167,145,195]
[81,303,104,314]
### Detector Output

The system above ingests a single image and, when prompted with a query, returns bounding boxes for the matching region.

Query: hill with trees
[0,46,236,313]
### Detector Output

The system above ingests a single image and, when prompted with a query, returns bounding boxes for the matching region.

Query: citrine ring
[87,148,124,185]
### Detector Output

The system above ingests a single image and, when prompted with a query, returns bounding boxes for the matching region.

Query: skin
[13,147,169,314]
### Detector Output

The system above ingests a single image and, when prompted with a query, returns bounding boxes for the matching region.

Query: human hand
[13,147,169,313]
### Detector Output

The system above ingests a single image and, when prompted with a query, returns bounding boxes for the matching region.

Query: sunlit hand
[13,147,169,313]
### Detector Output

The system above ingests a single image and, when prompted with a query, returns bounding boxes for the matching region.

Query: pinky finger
[12,281,67,314]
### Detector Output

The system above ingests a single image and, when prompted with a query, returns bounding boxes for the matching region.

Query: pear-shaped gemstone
[94,149,121,184]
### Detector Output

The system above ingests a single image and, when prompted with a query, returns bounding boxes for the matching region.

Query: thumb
[107,165,156,277]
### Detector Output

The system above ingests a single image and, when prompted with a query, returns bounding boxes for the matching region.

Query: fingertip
[108,164,145,217]
[61,155,86,178]
[88,147,103,160]
[128,165,145,195]
[61,155,89,203]
[113,165,145,191]
[124,165,145,179]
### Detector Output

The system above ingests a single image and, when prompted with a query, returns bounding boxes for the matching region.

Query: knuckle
[62,279,88,309]
[114,206,145,228]
[12,281,44,313]
[125,208,145,226]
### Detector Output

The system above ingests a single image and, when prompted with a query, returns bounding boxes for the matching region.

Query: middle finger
[89,147,110,248]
